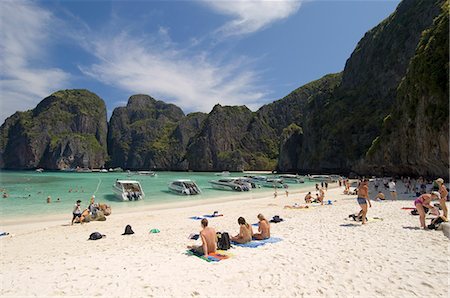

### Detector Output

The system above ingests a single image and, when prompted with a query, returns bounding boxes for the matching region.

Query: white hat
[431,191,441,199]
[436,178,444,184]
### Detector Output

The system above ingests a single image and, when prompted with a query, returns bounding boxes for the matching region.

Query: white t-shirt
[73,204,81,214]
[388,181,396,192]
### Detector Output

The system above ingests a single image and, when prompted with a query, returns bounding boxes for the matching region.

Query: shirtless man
[357,179,371,225]
[436,178,448,218]
[188,218,217,257]
[253,214,270,240]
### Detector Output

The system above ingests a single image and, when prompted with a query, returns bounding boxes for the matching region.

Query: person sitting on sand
[414,192,440,229]
[253,214,270,240]
[88,196,99,217]
[373,191,385,201]
[187,218,217,257]
[71,200,83,225]
[304,192,312,203]
[231,217,253,244]
[357,179,371,225]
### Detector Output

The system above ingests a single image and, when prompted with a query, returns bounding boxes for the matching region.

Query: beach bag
[88,232,104,240]
[122,225,134,235]
[428,216,446,230]
[217,232,231,250]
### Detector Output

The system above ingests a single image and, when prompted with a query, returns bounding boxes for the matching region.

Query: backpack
[217,232,231,250]
[89,232,104,240]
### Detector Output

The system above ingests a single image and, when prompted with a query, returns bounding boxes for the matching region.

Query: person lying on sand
[231,217,253,244]
[373,191,385,201]
[414,192,440,229]
[187,218,216,257]
[304,192,312,203]
[284,204,310,209]
[253,214,270,240]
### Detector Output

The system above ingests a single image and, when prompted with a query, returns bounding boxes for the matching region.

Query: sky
[0,0,400,123]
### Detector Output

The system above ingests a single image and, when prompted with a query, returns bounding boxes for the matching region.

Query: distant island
[0,0,448,178]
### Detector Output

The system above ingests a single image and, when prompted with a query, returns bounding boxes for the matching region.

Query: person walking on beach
[388,179,397,200]
[187,218,216,257]
[414,192,441,229]
[253,214,270,240]
[71,200,83,225]
[435,178,448,218]
[231,217,253,244]
[357,179,371,225]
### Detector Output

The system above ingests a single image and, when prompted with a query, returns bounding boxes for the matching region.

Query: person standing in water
[357,179,371,225]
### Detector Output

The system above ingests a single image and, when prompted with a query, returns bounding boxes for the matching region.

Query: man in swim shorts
[357,179,371,225]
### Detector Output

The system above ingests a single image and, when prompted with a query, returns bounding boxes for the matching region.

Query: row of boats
[112,174,340,201]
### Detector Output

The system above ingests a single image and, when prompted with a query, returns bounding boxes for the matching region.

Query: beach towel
[203,214,223,218]
[231,237,283,248]
[0,231,9,237]
[189,216,205,220]
[401,207,416,210]
[186,249,230,262]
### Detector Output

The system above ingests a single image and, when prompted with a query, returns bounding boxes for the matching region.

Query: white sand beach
[1,183,449,297]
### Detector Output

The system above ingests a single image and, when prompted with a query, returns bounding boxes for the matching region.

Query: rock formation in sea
[0,90,108,170]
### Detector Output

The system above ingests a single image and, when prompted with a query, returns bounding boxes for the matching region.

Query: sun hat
[431,191,441,199]
[436,178,444,184]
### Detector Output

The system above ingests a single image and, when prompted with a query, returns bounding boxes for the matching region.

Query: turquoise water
[0,171,314,219]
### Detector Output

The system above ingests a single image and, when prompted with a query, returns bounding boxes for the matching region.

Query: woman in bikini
[414,192,440,229]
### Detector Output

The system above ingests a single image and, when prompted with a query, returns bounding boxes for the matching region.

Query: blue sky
[0,0,400,123]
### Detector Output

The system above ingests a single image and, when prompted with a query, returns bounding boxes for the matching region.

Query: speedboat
[277,174,305,183]
[308,175,332,182]
[35,168,44,173]
[250,176,286,188]
[209,178,250,191]
[138,171,157,177]
[168,180,201,195]
[112,180,145,201]
[215,171,230,176]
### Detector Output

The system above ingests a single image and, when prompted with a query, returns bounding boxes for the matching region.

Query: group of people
[188,214,271,257]
[356,177,448,228]
[71,196,111,225]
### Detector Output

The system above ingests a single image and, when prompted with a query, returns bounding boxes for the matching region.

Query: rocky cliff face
[0,90,108,169]
[277,0,444,174]
[107,94,185,170]
[357,1,449,178]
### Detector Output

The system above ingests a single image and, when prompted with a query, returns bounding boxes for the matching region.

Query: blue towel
[251,223,258,227]
[232,237,282,248]
[203,214,223,218]
[189,216,204,220]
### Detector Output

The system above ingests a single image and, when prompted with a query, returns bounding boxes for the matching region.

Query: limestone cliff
[358,1,449,178]
[0,90,108,169]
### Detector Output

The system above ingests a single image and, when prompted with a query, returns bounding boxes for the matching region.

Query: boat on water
[112,180,145,201]
[277,174,305,183]
[137,171,157,177]
[35,168,44,173]
[249,176,286,188]
[168,180,201,195]
[209,178,251,191]
[308,175,333,182]
[215,171,230,176]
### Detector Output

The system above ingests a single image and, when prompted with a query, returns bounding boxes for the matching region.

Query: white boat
[168,180,201,195]
[137,171,157,177]
[277,174,305,183]
[308,175,333,182]
[215,171,230,176]
[112,180,145,201]
[35,168,44,173]
[250,176,286,188]
[209,178,250,191]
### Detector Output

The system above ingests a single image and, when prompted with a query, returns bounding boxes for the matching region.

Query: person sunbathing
[373,191,385,201]
[284,203,310,209]
[253,214,270,240]
[187,218,217,257]
[304,192,312,203]
[231,217,253,244]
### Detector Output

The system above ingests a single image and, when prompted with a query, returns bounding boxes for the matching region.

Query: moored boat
[168,179,201,195]
[277,174,305,183]
[112,179,145,201]
[209,178,250,191]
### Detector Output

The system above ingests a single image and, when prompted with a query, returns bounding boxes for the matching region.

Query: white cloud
[0,1,70,123]
[79,31,267,113]
[201,0,302,37]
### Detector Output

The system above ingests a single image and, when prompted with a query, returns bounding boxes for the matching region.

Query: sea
[0,171,314,219]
